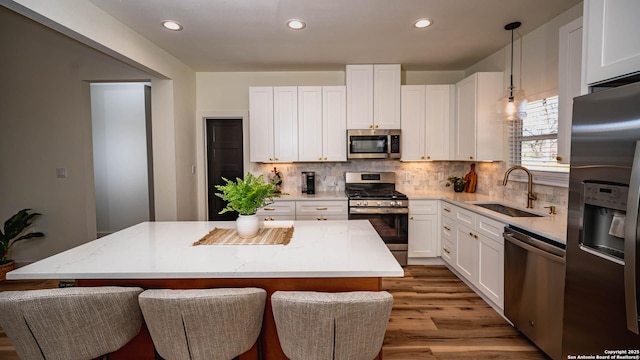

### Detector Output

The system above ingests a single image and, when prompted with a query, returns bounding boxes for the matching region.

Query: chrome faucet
[503,166,537,209]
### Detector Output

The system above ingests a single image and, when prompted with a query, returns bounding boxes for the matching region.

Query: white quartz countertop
[401,189,567,245]
[272,190,347,201]
[7,220,403,280]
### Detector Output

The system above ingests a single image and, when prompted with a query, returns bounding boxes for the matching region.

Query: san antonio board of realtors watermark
[568,349,640,359]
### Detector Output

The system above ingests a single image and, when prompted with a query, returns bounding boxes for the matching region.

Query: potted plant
[445,176,467,193]
[0,209,45,280]
[215,172,285,238]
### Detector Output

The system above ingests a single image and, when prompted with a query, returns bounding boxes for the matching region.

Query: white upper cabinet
[298,86,323,162]
[298,86,347,162]
[557,17,583,165]
[249,86,298,162]
[583,0,640,85]
[346,64,401,129]
[249,87,274,162]
[401,85,454,161]
[454,72,504,161]
[322,86,347,161]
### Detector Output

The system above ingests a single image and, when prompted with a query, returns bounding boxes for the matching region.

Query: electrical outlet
[438,172,444,181]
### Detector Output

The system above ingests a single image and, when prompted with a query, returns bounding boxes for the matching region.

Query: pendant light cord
[509,26,514,99]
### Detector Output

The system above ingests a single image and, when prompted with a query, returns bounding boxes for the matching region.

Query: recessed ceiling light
[287,19,306,30]
[162,20,183,31]
[414,18,433,29]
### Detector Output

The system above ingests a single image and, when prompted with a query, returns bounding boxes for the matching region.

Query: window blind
[509,96,569,173]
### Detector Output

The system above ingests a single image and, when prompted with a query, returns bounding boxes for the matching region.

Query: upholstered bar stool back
[138,287,266,360]
[0,286,144,360]
[271,291,393,360]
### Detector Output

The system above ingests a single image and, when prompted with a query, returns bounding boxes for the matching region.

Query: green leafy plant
[1,209,45,264]
[215,173,285,216]
[445,176,466,187]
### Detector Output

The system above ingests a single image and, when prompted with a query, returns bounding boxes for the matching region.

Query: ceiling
[87,0,582,72]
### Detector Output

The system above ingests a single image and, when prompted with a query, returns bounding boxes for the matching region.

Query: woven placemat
[193,226,294,246]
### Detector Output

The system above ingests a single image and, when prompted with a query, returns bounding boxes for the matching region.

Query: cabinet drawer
[454,206,475,228]
[441,201,455,219]
[409,200,438,215]
[296,214,347,221]
[257,201,296,219]
[441,237,455,265]
[476,215,506,244]
[441,216,454,242]
[296,201,347,217]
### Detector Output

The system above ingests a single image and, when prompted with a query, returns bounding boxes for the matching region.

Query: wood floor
[0,266,547,360]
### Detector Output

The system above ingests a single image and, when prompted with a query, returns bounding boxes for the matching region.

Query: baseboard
[407,257,445,265]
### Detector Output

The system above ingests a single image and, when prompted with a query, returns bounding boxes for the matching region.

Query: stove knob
[389,201,396,206]
[364,201,368,206]
[396,201,403,206]
[356,201,361,206]
[376,201,382,206]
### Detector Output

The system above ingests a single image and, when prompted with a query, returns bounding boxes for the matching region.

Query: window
[509,95,569,185]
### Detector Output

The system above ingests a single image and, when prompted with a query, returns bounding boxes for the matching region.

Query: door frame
[197,111,250,220]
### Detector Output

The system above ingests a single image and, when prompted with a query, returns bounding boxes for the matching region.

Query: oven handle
[349,207,409,215]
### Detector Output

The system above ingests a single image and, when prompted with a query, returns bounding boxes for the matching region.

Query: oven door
[349,212,408,265]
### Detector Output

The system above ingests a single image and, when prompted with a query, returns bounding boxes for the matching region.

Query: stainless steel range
[345,172,408,265]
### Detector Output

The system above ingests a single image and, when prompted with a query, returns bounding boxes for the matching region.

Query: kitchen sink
[471,203,544,218]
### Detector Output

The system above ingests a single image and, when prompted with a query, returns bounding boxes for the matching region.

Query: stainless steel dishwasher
[504,226,566,360]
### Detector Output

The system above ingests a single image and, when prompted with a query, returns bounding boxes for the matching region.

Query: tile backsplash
[252,160,568,215]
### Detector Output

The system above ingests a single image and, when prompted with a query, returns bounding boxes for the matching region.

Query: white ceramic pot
[236,214,259,238]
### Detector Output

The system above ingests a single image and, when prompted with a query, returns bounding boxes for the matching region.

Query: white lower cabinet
[408,200,439,260]
[256,201,296,221]
[295,200,347,221]
[440,201,505,309]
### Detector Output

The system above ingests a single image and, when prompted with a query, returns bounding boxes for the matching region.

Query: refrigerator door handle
[624,140,640,334]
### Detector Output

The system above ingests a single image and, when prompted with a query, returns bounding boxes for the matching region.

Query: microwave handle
[387,135,392,155]
[624,140,640,334]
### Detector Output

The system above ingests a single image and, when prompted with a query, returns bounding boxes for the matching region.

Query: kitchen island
[8,220,403,359]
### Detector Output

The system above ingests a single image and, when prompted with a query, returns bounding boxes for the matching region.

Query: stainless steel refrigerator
[563,80,640,357]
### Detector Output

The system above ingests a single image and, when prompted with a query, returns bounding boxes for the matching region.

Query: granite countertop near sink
[400,189,567,245]
[272,190,347,201]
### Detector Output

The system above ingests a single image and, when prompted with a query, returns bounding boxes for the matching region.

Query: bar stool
[271,291,393,360]
[138,287,266,360]
[0,286,144,360]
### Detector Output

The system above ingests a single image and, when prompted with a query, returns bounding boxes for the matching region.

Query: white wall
[3,0,199,222]
[0,1,198,261]
[91,83,150,235]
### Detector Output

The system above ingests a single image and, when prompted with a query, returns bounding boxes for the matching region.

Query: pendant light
[497,21,527,121]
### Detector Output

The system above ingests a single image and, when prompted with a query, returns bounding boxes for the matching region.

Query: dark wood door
[206,119,243,220]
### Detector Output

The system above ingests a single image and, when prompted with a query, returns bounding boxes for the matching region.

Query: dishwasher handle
[503,231,565,263]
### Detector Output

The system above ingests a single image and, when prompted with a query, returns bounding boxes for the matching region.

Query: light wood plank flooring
[0,267,547,359]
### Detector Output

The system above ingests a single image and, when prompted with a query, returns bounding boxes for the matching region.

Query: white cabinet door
[454,72,504,161]
[373,64,401,129]
[426,85,454,160]
[478,233,504,308]
[455,75,477,161]
[346,65,374,129]
[298,86,323,162]
[273,87,298,162]
[557,17,583,165]
[408,214,439,258]
[322,86,347,161]
[584,0,640,85]
[455,224,478,283]
[401,85,426,161]
[249,87,274,162]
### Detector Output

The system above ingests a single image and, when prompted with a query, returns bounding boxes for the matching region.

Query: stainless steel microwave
[347,129,401,159]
